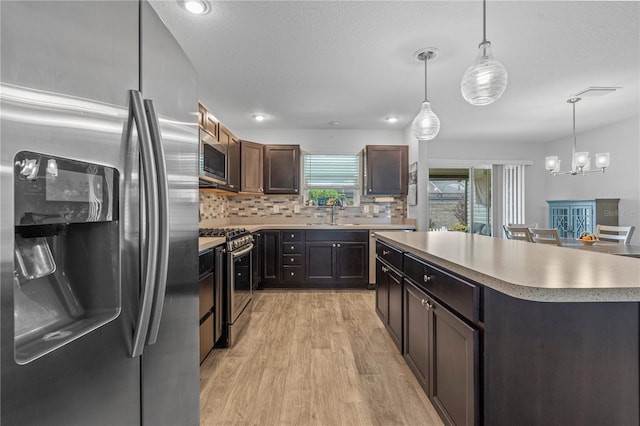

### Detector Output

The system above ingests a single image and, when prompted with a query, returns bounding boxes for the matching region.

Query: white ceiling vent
[573,87,622,97]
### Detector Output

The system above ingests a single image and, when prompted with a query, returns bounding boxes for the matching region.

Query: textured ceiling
[150,1,640,144]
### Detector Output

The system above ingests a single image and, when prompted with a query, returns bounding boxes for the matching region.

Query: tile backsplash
[199,191,406,227]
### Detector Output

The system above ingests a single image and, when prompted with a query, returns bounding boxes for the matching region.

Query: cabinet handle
[421,299,433,310]
[290,272,295,276]
[332,244,336,247]
[291,257,294,262]
[368,189,372,193]
[291,234,295,238]
[291,245,294,250]
[337,243,341,247]
[382,266,389,273]
[423,274,433,283]
[382,250,390,255]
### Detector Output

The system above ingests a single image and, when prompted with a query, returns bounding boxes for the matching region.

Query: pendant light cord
[481,0,488,56]
[424,56,429,102]
[482,0,487,44]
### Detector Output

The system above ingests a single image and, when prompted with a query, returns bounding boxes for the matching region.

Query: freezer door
[140,2,200,425]
[1,1,141,425]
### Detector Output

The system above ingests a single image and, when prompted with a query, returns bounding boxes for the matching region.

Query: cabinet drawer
[282,230,304,242]
[199,314,214,363]
[404,253,479,324]
[306,230,368,242]
[198,276,214,319]
[282,254,302,265]
[282,242,303,254]
[282,266,303,282]
[376,241,403,271]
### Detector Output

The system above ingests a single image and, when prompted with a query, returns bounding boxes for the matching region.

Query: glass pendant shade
[574,152,589,168]
[412,101,440,141]
[545,156,559,172]
[595,153,610,168]
[461,42,508,106]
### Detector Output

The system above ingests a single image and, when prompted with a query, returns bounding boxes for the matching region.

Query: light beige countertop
[375,231,640,303]
[198,223,414,252]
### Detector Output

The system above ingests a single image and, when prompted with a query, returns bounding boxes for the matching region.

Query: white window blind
[503,164,526,225]
[303,154,360,188]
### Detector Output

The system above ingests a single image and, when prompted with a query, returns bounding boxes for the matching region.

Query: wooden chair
[530,228,562,246]
[595,225,635,244]
[503,225,533,242]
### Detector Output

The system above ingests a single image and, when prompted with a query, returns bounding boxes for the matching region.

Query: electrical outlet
[293,205,300,213]
[363,205,369,214]
[273,205,279,213]
[373,205,380,214]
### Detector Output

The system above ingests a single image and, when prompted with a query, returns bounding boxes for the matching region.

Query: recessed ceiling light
[329,121,340,127]
[385,116,399,123]
[253,114,267,122]
[180,0,211,15]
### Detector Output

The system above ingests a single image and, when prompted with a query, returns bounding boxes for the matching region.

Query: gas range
[199,228,253,252]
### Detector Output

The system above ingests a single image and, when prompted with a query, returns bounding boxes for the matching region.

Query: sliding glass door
[428,167,492,235]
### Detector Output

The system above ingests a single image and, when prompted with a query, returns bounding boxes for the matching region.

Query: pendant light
[461,0,508,105]
[545,97,610,176]
[412,48,440,141]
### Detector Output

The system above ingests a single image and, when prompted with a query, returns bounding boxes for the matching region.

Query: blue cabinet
[547,199,619,238]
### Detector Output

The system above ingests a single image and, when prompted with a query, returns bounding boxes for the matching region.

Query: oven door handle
[230,243,254,259]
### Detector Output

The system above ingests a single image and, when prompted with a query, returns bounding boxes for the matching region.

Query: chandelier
[545,97,610,176]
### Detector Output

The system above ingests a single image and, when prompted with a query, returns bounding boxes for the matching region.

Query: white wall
[234,128,403,154]
[544,116,640,241]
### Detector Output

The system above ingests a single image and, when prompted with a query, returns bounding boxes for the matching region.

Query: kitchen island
[375,231,640,426]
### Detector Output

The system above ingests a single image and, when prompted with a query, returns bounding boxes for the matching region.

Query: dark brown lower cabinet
[375,259,390,325]
[403,281,430,391]
[376,258,403,351]
[430,293,478,426]
[404,280,478,426]
[260,231,280,285]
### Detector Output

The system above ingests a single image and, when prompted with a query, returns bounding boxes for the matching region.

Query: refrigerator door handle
[143,99,170,345]
[128,90,160,358]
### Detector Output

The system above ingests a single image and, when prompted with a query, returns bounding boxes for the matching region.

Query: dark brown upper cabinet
[240,140,264,194]
[263,144,300,194]
[363,145,408,195]
[227,135,240,192]
[218,124,238,192]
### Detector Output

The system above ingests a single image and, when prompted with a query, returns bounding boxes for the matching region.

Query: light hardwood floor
[200,290,444,426]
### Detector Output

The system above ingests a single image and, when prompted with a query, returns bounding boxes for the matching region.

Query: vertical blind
[503,164,526,225]
[303,155,360,188]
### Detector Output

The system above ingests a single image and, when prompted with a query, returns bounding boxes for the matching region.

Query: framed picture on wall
[408,162,417,206]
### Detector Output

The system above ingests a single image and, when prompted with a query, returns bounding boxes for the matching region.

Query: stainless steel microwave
[199,129,227,186]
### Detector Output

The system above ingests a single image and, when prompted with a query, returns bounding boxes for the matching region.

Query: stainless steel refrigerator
[0,1,200,425]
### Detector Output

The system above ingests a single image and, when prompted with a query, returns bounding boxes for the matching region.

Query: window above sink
[303,154,360,207]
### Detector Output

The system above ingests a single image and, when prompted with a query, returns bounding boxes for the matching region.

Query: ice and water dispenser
[13,151,120,364]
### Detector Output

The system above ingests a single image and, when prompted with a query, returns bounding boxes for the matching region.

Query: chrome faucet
[330,198,345,225]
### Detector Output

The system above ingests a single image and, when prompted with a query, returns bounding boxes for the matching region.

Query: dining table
[560,239,640,257]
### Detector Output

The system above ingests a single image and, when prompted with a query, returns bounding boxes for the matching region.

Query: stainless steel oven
[199,129,227,186]
[227,240,253,345]
[200,228,253,346]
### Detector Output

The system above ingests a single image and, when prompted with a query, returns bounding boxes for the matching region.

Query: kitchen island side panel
[483,288,640,426]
